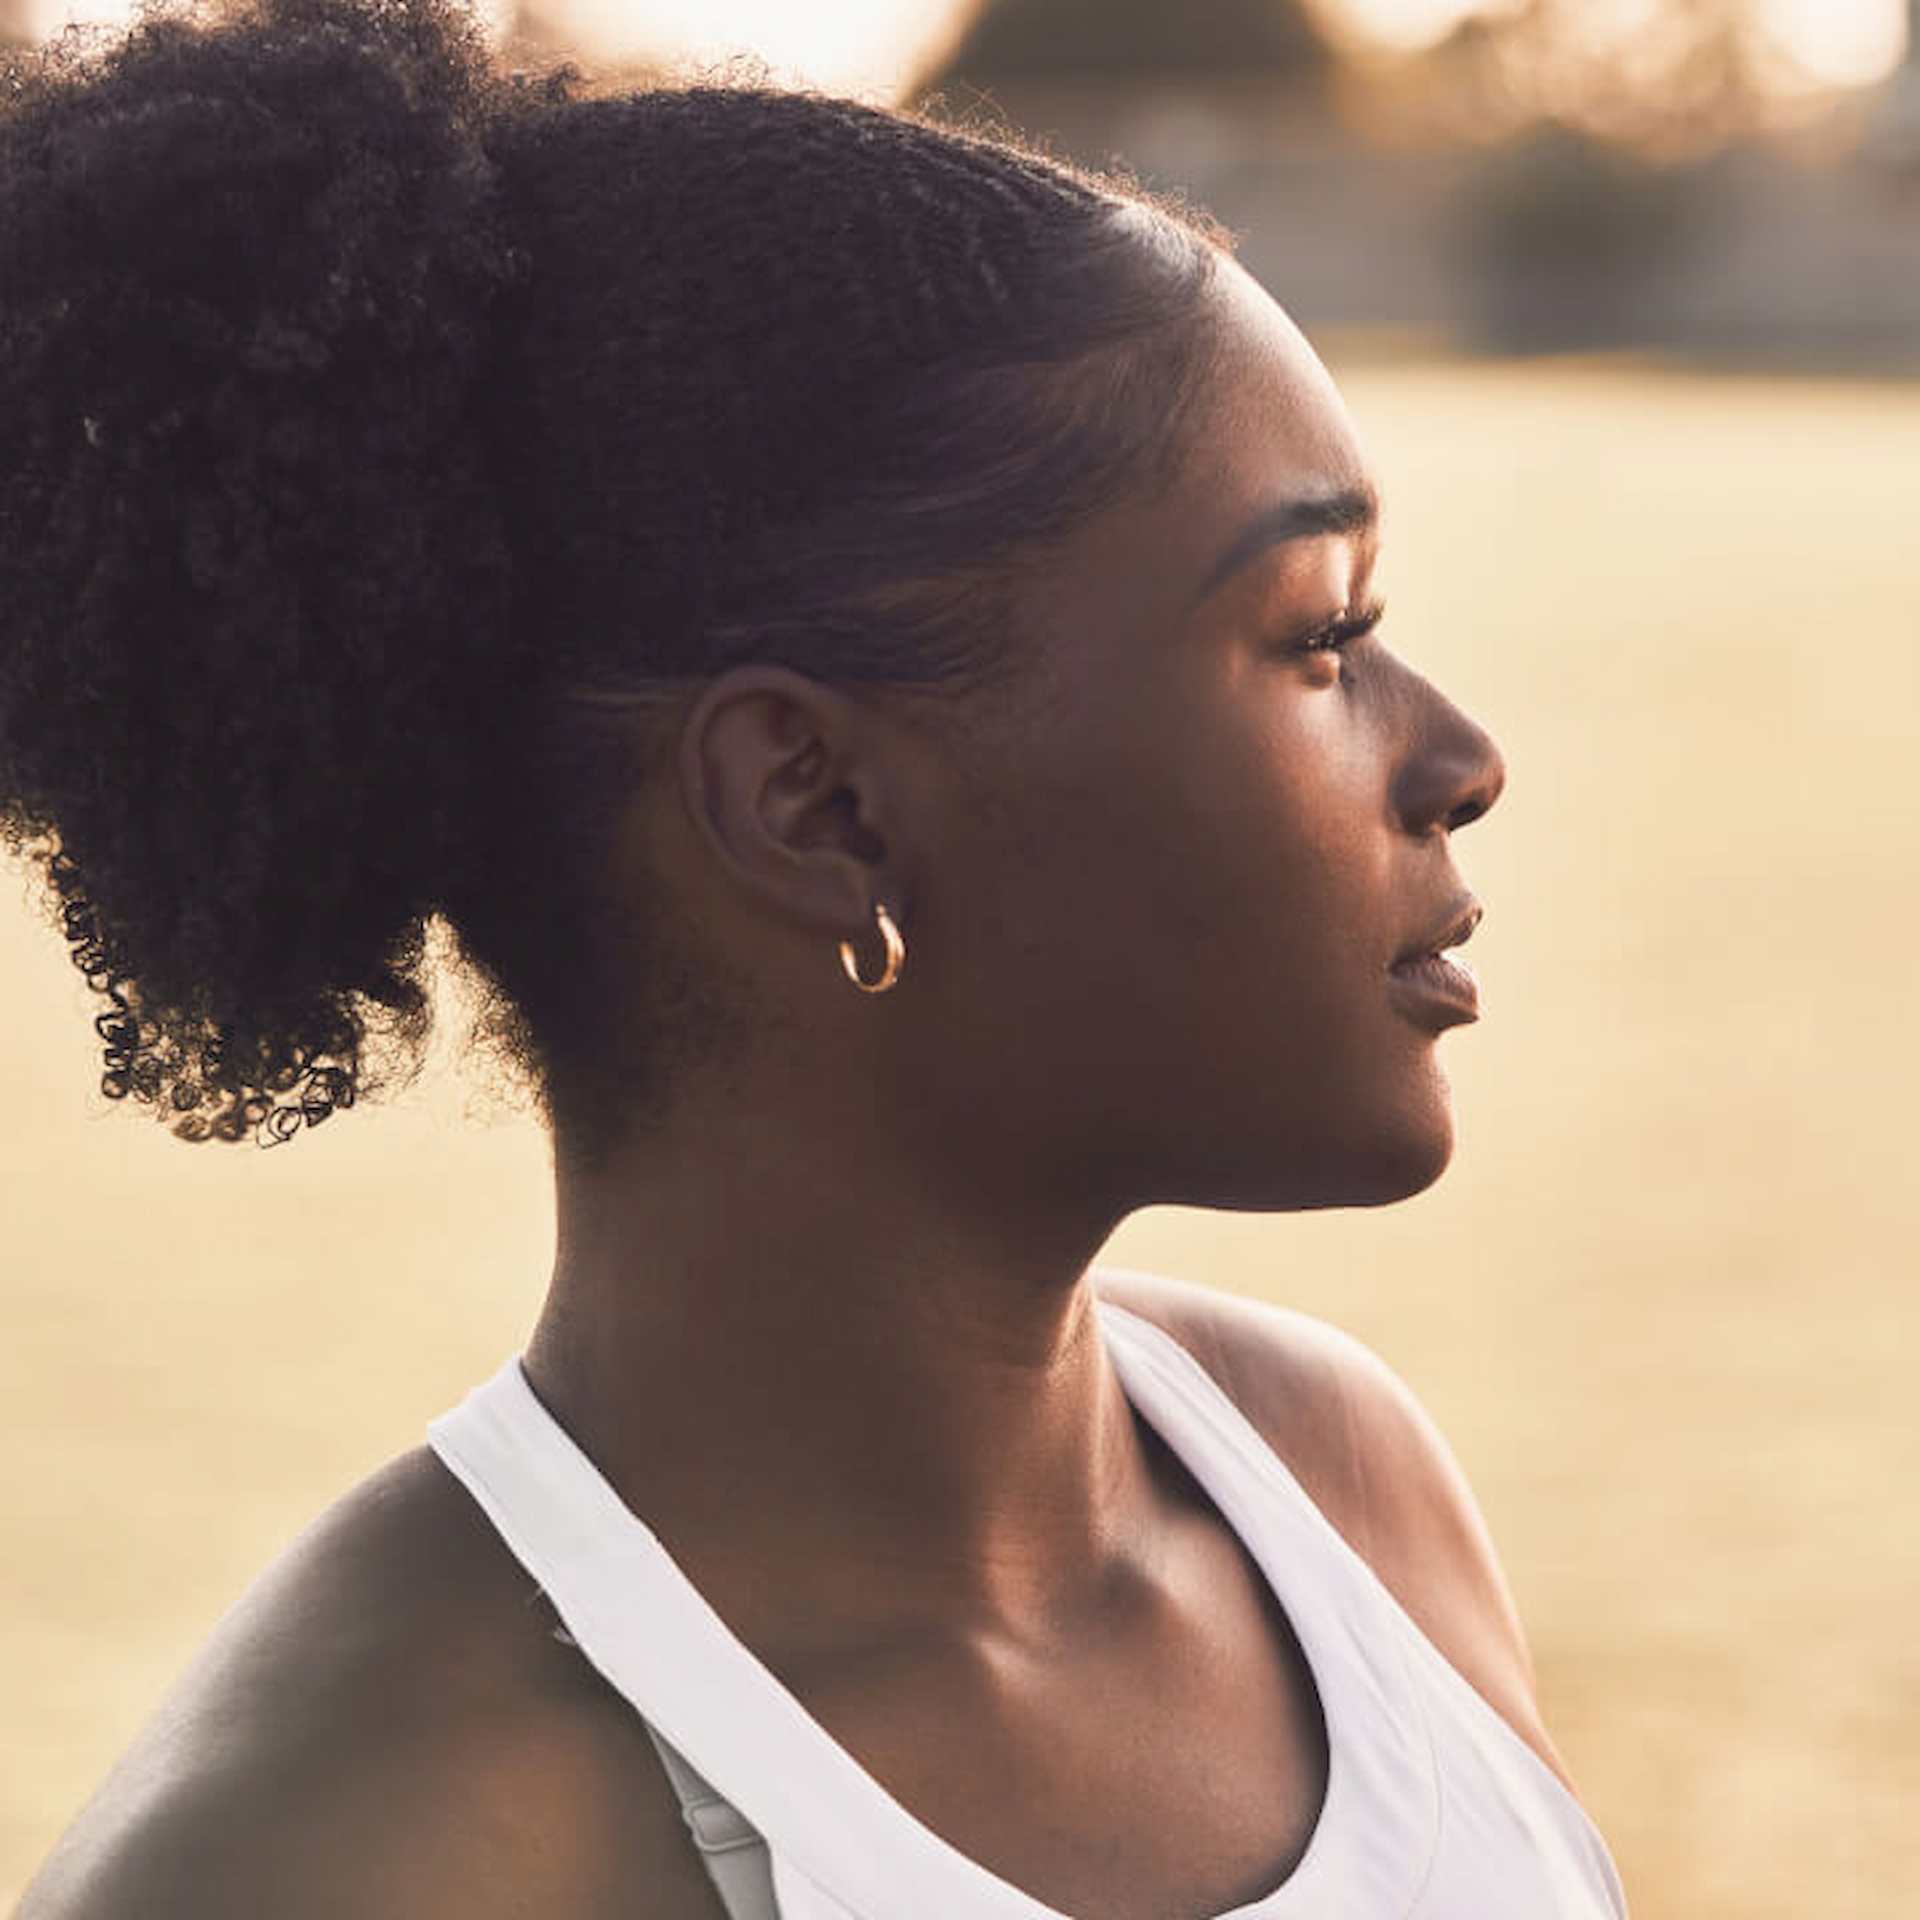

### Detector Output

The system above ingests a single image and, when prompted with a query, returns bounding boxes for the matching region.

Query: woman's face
[909,256,1506,1215]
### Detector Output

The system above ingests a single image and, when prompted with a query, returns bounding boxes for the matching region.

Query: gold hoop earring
[838,901,905,995]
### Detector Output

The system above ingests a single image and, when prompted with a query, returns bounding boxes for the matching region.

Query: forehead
[1186,256,1373,526]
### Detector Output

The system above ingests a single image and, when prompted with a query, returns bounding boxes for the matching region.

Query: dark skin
[19,258,1549,1920]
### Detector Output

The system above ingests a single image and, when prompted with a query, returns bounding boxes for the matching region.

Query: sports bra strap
[640,1719,782,1919]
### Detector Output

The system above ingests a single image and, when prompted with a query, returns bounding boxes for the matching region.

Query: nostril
[1448,741,1506,833]
[1392,712,1505,838]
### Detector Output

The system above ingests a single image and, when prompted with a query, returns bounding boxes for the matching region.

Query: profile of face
[876,256,1508,1217]
[660,252,1506,1222]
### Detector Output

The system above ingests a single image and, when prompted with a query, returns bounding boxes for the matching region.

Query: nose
[1390,679,1506,839]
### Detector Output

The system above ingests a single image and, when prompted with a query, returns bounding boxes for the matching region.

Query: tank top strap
[1092,1295,1629,1920]
[1092,1299,1444,1910]
[426,1357,1051,1918]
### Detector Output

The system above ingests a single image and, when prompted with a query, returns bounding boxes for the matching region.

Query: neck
[525,1076,1163,1655]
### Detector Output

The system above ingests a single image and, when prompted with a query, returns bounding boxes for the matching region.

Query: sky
[30,0,1913,99]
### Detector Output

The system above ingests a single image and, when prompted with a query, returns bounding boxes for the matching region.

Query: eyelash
[1299,600,1386,655]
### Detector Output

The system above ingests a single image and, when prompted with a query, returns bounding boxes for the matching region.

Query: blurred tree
[934,0,1330,84]
[1435,0,1783,157]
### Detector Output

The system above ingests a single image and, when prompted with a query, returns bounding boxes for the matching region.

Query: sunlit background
[10,0,1914,93]
[3,1,1917,1918]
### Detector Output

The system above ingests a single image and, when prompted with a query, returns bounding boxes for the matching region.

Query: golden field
[2,359,1916,1917]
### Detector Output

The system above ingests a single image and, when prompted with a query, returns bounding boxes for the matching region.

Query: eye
[1298,599,1385,657]
[1289,599,1384,687]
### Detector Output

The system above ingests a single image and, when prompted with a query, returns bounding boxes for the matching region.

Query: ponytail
[0,0,553,1142]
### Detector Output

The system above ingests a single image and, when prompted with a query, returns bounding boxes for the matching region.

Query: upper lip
[1391,895,1483,970]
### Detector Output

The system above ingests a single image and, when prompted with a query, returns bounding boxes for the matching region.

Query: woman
[2,0,1626,1914]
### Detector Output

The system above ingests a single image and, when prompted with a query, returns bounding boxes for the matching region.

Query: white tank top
[427,1294,1629,1920]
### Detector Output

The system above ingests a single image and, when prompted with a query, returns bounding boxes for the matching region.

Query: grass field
[3,358,1916,1917]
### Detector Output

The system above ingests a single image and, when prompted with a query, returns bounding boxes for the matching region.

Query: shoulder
[1093,1264,1573,1789]
[16,1448,724,1920]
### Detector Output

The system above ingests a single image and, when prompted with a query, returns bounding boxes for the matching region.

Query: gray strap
[641,1719,782,1920]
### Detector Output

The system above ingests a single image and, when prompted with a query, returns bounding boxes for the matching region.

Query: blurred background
[2,0,1916,1915]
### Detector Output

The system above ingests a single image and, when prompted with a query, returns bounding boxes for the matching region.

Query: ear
[674,664,899,936]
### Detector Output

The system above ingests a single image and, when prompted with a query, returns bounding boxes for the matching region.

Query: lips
[1387,895,1483,1027]
[1391,897,1483,973]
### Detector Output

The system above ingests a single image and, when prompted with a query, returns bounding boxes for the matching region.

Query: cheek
[1154,690,1386,980]
[981,678,1382,1084]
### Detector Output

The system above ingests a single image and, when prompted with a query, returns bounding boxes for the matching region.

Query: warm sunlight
[545,0,960,92]
[1757,0,1909,85]
[31,0,1911,95]
[1339,0,1906,84]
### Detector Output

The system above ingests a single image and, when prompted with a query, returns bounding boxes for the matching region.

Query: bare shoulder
[1093,1264,1572,1788]
[16,1447,724,1920]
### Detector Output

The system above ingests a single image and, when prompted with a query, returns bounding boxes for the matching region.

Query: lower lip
[1386,951,1481,1029]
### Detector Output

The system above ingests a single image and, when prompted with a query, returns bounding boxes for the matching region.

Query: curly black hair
[0,0,1231,1159]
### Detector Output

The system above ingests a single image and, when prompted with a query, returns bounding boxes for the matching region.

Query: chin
[1260,1092,1459,1212]
[1135,1057,1462,1212]
[1161,1113,1456,1214]
[1313,1055,1462,1207]
[1323,1121,1455,1209]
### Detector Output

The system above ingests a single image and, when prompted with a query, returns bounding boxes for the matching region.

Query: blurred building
[916,0,1920,369]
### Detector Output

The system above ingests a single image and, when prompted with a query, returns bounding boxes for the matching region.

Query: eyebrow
[1191,484,1381,608]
